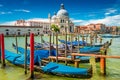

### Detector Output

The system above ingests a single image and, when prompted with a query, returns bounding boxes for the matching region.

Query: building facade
[75,23,106,34]
[0,25,43,36]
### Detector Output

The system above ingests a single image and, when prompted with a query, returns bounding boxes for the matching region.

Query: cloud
[105,8,117,16]
[0,11,12,15]
[70,18,84,23]
[1,15,120,26]
[14,9,30,13]
[0,21,16,25]
[72,14,120,26]
[0,4,3,7]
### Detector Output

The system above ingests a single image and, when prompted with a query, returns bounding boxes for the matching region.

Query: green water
[0,36,120,80]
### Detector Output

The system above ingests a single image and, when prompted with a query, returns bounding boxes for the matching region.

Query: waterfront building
[0,25,43,36]
[75,23,106,34]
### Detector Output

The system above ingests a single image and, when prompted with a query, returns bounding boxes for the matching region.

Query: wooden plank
[71,53,120,59]
[49,56,72,61]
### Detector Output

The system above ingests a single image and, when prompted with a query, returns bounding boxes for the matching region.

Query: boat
[80,34,89,37]
[5,48,56,65]
[5,46,92,78]
[5,50,92,77]
[67,48,100,62]
[13,43,100,62]
[5,50,25,64]
[12,43,57,57]
[58,39,88,46]
[27,42,69,50]
[91,43,103,47]
[79,46,101,53]
[67,46,101,62]
[27,42,43,48]
[41,62,92,77]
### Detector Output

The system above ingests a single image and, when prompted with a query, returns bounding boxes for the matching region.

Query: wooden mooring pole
[100,48,107,75]
[1,34,6,67]
[15,35,18,53]
[56,33,58,63]
[100,57,106,75]
[30,33,34,78]
[95,33,97,43]
[40,34,42,43]
[24,34,27,74]
[109,39,112,46]
[100,37,102,44]
[77,33,80,53]
[70,33,73,54]
[49,33,51,62]
[53,33,54,44]
[65,27,67,65]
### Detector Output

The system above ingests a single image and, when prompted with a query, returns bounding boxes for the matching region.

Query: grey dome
[52,12,57,19]
[57,4,69,18]
[52,15,57,19]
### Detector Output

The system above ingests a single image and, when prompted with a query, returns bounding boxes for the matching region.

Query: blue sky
[0,0,120,26]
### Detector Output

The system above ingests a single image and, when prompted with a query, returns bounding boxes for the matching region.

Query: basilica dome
[57,4,69,18]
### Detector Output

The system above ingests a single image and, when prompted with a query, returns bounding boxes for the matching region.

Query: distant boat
[80,34,89,37]
[101,34,120,38]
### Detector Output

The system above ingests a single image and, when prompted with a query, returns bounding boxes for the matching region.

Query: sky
[0,0,120,26]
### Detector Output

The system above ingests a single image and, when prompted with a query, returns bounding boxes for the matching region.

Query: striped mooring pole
[30,33,34,78]
[1,34,6,67]
[0,34,1,63]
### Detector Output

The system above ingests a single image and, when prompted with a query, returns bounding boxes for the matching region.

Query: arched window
[61,26,64,28]
[17,29,21,31]
[18,32,20,35]
[28,32,30,35]
[6,32,9,35]
[5,29,9,31]
[28,29,31,31]
[38,32,40,35]
[5,29,9,35]
[63,20,64,23]
[28,29,31,35]
[61,20,62,23]
[70,26,72,32]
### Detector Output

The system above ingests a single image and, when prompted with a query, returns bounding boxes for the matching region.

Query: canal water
[0,36,120,80]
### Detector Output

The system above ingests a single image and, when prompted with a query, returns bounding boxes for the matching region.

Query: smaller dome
[52,12,57,19]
